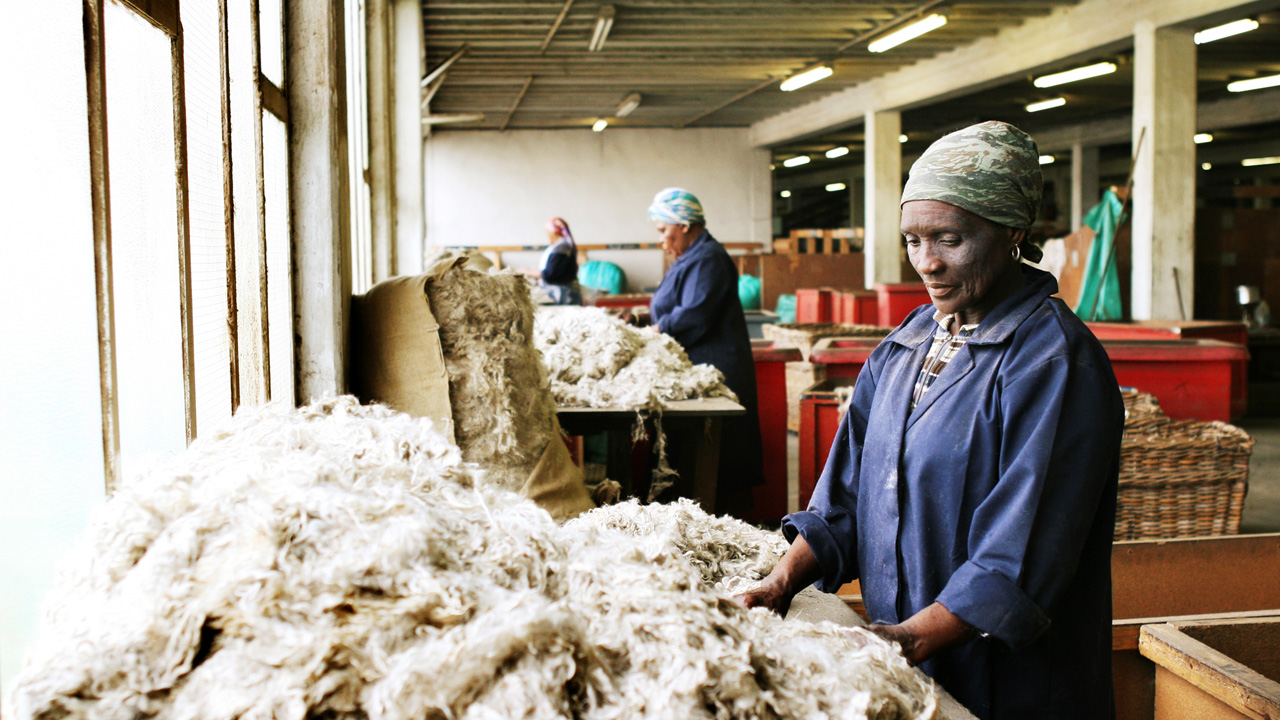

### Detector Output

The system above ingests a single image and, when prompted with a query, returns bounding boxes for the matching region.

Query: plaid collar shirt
[911,311,980,410]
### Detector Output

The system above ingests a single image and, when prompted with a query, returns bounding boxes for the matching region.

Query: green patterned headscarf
[901,120,1043,260]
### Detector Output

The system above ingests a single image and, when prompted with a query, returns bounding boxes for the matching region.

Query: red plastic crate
[1102,339,1250,422]
[874,283,932,328]
[836,290,879,325]
[1088,321,1249,419]
[741,340,803,524]
[796,288,836,324]
[798,378,857,511]
[809,337,884,379]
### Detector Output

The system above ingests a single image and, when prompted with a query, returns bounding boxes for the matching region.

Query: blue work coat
[651,231,764,494]
[784,266,1123,720]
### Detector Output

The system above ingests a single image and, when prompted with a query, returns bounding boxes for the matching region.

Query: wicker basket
[1121,389,1164,420]
[763,322,890,360]
[1115,414,1254,541]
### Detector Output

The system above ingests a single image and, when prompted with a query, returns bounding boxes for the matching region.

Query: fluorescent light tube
[592,119,608,132]
[782,155,811,168]
[1034,62,1117,88]
[780,66,832,92]
[1242,156,1280,167]
[1038,155,1055,165]
[868,14,947,53]
[780,190,792,198]
[588,5,614,52]
[615,92,641,117]
[826,182,847,192]
[1195,18,1259,44]
[1025,97,1066,113]
[825,146,850,159]
[1228,74,1280,92]
[1194,133,1214,144]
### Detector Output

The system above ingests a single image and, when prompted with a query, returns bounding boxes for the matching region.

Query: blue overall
[784,266,1123,719]
[650,231,765,502]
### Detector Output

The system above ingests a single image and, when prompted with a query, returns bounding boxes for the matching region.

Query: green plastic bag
[738,274,762,310]
[1073,189,1124,321]
[578,260,626,295]
[775,294,797,324]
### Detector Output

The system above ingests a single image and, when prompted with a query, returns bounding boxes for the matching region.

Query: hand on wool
[733,580,794,617]
[732,533,822,617]
[864,602,980,666]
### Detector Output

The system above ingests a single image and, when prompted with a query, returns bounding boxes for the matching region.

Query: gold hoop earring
[1011,244,1022,262]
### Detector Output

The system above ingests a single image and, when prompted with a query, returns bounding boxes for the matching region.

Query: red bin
[796,287,836,324]
[742,340,804,524]
[874,283,931,328]
[1102,339,1250,422]
[809,336,883,380]
[798,378,858,511]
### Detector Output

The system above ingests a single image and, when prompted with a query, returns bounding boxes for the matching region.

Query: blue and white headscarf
[648,187,705,226]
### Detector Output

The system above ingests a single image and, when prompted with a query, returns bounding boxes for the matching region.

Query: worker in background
[736,122,1124,719]
[539,217,582,305]
[648,187,764,515]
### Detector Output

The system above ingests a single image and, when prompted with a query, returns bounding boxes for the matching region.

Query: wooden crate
[1141,618,1280,720]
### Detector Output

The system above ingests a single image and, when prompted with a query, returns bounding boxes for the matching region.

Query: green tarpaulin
[1073,189,1125,321]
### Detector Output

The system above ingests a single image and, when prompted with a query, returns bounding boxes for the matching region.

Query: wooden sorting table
[557,397,744,511]
[1140,618,1280,720]
[834,533,1280,720]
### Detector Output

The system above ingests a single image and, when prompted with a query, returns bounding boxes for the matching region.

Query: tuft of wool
[534,306,736,411]
[10,398,934,720]
[425,261,559,492]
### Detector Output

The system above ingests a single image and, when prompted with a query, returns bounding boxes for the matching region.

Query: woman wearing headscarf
[737,122,1124,719]
[648,188,764,514]
[539,217,582,305]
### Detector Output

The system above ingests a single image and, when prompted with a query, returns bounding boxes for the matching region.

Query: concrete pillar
[367,0,396,282]
[1131,21,1196,320]
[393,0,425,273]
[287,0,352,399]
[864,110,902,288]
[1070,142,1099,231]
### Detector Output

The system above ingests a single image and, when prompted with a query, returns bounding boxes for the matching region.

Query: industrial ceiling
[420,0,1084,132]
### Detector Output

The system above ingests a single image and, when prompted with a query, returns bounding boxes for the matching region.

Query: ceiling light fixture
[588,5,615,52]
[592,119,608,132]
[1195,18,1259,44]
[780,65,833,92]
[1242,156,1280,167]
[867,13,947,53]
[615,92,642,117]
[898,134,909,143]
[826,182,847,192]
[1038,155,1055,165]
[1194,133,1214,144]
[825,146,850,159]
[780,190,792,198]
[1228,73,1280,93]
[1034,61,1117,88]
[782,155,811,168]
[1025,97,1066,113]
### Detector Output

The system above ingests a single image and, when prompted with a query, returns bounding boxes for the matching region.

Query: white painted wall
[424,128,771,292]
[0,3,106,701]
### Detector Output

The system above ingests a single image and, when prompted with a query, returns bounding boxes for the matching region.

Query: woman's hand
[865,602,980,666]
[734,578,795,616]
[732,534,822,617]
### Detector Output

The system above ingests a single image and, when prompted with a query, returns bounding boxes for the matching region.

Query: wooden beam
[500,75,535,131]
[420,43,469,88]
[538,0,574,54]
[680,76,779,128]
[751,0,1269,147]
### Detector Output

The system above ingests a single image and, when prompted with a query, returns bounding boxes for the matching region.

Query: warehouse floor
[784,416,1280,535]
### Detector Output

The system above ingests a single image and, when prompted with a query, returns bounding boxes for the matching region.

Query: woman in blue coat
[648,188,764,514]
[737,123,1124,719]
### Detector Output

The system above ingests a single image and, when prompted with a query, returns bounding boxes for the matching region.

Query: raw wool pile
[564,498,788,596]
[424,256,558,492]
[11,398,935,720]
[534,306,736,411]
